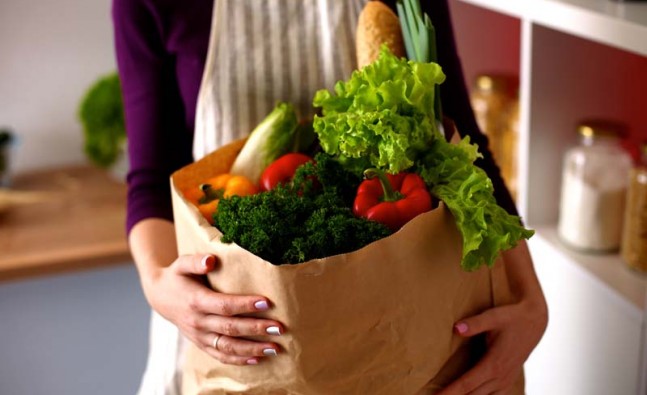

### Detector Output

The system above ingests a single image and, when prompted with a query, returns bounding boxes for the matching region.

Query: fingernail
[266,326,281,336]
[263,348,278,356]
[455,322,469,334]
[201,255,212,269]
[254,300,269,311]
[246,358,258,365]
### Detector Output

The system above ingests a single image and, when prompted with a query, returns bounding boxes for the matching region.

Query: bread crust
[356,1,406,69]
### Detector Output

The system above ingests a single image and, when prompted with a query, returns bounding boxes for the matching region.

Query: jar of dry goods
[621,143,647,272]
[557,120,633,252]
[470,74,519,200]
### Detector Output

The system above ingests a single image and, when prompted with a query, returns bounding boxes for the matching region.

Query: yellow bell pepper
[183,174,258,224]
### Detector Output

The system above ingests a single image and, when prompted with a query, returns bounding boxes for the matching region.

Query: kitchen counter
[0,165,131,281]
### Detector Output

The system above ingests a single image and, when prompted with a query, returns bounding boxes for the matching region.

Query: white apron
[136,1,367,394]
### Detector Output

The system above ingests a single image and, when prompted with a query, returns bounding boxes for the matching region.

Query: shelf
[533,226,647,312]
[457,0,647,56]
[533,0,647,57]
[452,1,647,391]
[457,0,526,18]
[0,165,131,282]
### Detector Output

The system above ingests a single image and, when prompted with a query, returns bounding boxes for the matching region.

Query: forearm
[502,239,546,307]
[128,218,179,298]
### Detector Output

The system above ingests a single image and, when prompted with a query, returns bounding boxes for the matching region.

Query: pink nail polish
[254,300,269,311]
[455,322,468,334]
[246,358,258,365]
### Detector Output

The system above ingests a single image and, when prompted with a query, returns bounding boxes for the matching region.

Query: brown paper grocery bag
[172,140,523,395]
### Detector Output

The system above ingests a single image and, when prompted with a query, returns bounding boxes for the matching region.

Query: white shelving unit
[450,1,647,394]
[459,0,647,56]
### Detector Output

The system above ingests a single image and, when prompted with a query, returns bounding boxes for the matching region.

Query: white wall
[0,0,116,173]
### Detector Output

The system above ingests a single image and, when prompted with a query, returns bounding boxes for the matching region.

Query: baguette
[356,1,406,69]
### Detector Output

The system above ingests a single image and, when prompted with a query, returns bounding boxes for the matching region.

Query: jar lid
[474,74,518,95]
[576,120,627,139]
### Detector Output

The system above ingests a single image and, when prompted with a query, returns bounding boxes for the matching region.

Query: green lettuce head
[313,46,445,175]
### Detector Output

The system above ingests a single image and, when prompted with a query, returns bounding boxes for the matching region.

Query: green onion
[397,0,442,122]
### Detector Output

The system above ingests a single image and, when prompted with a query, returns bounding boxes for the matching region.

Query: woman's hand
[129,219,284,366]
[438,241,548,395]
[142,253,284,366]
[438,299,547,394]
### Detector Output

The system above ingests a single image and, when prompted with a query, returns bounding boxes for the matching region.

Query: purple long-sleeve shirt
[112,0,518,235]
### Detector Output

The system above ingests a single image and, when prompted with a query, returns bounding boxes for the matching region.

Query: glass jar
[621,143,647,272]
[470,74,519,200]
[557,120,633,252]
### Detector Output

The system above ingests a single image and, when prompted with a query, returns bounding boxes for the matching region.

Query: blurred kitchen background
[1,0,647,394]
[0,0,149,394]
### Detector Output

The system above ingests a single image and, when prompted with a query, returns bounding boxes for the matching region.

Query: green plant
[78,72,126,168]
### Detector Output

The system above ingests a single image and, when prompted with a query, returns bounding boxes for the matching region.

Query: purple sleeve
[112,0,195,234]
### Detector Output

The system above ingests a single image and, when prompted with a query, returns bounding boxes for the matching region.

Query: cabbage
[229,102,299,184]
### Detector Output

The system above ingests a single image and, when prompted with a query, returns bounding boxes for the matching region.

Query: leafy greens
[313,47,533,271]
[417,138,534,271]
[78,72,125,168]
[216,153,392,264]
[312,47,445,175]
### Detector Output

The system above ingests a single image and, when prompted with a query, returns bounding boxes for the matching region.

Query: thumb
[173,254,217,276]
[454,305,511,337]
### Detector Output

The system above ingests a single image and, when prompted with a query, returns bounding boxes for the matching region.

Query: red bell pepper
[260,153,313,191]
[353,169,432,231]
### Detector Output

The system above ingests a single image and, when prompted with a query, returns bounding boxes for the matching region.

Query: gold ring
[212,334,222,350]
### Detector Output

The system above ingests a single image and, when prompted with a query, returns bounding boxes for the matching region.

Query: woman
[112,0,548,393]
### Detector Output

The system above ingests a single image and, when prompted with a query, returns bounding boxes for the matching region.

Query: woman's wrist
[502,240,548,324]
[128,217,180,302]
[137,261,165,302]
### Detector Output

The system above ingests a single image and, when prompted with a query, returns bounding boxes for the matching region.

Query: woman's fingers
[448,362,521,395]
[454,305,511,337]
[159,253,288,365]
[437,356,493,395]
[187,315,284,366]
[466,379,501,395]
[173,253,217,275]
[437,354,519,395]
[440,302,538,395]
[201,346,260,366]
[198,332,280,358]
[174,254,272,317]
[201,315,284,338]
[190,288,272,317]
